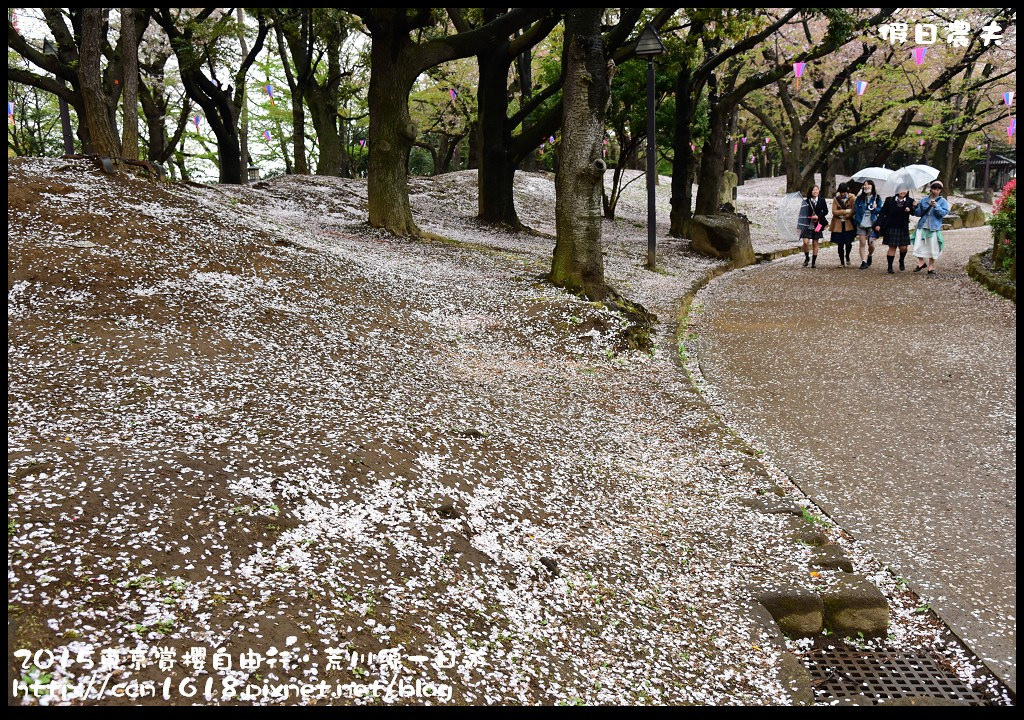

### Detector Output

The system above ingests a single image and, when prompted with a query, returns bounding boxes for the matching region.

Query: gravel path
[693,226,1017,692]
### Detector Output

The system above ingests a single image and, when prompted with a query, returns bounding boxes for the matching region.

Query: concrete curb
[967,249,1016,303]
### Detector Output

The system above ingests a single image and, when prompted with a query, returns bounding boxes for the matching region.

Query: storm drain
[804,650,992,706]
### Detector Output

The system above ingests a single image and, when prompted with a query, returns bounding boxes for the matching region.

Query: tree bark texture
[367,22,420,235]
[551,8,611,300]
[119,8,140,160]
[80,9,121,157]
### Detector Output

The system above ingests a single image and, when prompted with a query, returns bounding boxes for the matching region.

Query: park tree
[8,8,151,157]
[346,8,546,236]
[550,8,615,300]
[155,8,270,184]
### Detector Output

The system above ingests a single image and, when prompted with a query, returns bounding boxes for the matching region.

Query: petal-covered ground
[7,158,1008,705]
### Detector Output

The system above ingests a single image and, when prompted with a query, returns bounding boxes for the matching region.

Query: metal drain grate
[804,650,992,706]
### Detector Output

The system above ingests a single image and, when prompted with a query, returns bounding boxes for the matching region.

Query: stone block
[811,544,854,573]
[720,170,738,208]
[756,587,824,638]
[821,575,889,638]
[689,213,756,268]
[949,201,986,228]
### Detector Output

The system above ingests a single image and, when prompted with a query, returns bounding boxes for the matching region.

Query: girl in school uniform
[874,189,917,274]
[854,180,883,269]
[830,182,857,267]
[797,185,828,268]
[912,181,950,275]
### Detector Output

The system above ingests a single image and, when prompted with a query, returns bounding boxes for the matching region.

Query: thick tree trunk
[308,90,345,176]
[551,9,610,300]
[367,29,419,235]
[291,89,308,174]
[476,41,522,227]
[669,65,694,235]
[119,8,139,160]
[694,95,729,216]
[79,9,120,157]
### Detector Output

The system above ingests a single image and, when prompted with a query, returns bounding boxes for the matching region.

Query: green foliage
[989,178,1015,272]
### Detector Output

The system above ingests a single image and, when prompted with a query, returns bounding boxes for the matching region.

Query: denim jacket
[854,193,882,227]
[914,195,949,231]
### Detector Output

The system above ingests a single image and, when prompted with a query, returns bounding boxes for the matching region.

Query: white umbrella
[851,166,895,195]
[776,191,808,244]
[889,164,940,194]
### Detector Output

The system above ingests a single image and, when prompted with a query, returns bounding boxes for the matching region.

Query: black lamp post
[43,38,75,155]
[635,23,665,270]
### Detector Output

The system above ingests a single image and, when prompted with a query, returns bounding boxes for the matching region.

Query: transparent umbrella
[851,166,895,196]
[890,164,940,194]
[776,191,808,244]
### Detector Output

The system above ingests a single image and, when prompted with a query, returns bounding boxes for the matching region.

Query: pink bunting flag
[793,62,806,89]
[912,47,927,66]
[764,137,770,144]
[1004,91,1015,107]
[1009,119,1016,140]
[264,130,272,142]
[919,139,925,146]
[449,88,457,100]
[359,139,365,147]
[742,136,747,144]
[549,135,555,144]
[856,80,868,96]
[690,143,695,152]
[917,129,922,135]
[733,143,738,152]
[193,115,201,130]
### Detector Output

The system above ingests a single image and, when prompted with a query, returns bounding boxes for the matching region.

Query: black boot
[811,254,817,268]
[804,251,810,267]
[899,250,907,271]
[887,255,895,274]
[867,253,873,267]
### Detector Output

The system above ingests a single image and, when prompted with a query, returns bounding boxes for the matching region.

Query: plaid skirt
[882,225,911,247]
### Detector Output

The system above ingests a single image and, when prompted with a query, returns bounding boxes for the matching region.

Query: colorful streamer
[793,61,806,90]
[912,47,927,66]
[449,88,457,100]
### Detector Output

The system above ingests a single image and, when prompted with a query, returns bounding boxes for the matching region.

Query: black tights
[837,241,852,261]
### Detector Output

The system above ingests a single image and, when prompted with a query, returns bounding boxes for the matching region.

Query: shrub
[989,178,1016,272]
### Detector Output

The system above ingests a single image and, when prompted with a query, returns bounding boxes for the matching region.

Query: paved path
[694,227,1017,692]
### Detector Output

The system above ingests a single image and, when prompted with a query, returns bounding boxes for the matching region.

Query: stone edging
[967,249,1016,303]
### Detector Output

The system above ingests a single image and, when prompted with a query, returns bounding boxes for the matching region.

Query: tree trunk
[367,27,419,235]
[308,89,345,176]
[79,9,120,157]
[476,40,522,226]
[550,8,610,300]
[235,9,250,182]
[694,90,729,216]
[669,65,695,235]
[119,8,139,159]
[291,89,308,174]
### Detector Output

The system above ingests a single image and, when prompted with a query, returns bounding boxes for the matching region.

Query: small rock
[821,575,889,638]
[457,428,486,439]
[778,652,815,706]
[741,496,804,517]
[811,544,854,573]
[435,500,460,519]
[539,556,559,577]
[755,587,824,638]
[69,240,98,248]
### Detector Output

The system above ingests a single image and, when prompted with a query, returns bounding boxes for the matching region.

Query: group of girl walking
[797,180,950,274]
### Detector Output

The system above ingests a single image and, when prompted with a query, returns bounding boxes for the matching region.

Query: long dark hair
[857,180,878,203]
[805,185,820,200]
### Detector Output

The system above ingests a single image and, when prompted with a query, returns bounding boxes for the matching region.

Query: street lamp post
[635,23,666,271]
[982,135,992,205]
